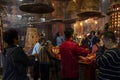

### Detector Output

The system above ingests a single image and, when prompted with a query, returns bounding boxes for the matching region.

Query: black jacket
[2,45,31,80]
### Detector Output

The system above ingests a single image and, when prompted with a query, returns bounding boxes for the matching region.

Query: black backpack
[2,47,29,80]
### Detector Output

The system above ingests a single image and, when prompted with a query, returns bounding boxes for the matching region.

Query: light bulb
[73,0,76,3]
[80,22,83,26]
[74,24,76,27]
[85,20,88,23]
[94,21,98,24]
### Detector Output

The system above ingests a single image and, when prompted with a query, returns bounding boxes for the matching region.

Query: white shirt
[32,42,41,55]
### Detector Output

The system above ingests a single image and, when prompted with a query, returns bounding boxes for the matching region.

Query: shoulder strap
[3,47,17,71]
[6,47,17,57]
[2,47,18,80]
[6,47,17,65]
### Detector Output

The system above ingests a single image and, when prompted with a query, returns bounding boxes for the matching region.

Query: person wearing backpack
[2,28,31,80]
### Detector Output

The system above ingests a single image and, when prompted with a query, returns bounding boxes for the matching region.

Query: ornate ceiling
[0,0,118,28]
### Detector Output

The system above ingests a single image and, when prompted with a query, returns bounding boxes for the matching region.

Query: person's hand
[79,56,86,61]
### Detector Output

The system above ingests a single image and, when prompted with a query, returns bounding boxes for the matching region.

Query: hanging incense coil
[28,21,52,26]
[50,19,63,23]
[22,13,34,17]
[107,10,120,15]
[19,3,54,14]
[77,17,88,21]
[63,18,77,24]
[77,0,105,19]
[77,10,105,19]
[28,19,63,26]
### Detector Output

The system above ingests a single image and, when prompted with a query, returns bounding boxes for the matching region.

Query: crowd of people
[1,27,120,80]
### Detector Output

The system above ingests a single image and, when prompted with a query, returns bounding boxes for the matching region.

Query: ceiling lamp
[19,0,54,14]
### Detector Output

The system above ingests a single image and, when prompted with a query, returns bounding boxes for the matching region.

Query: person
[92,38,100,54]
[56,32,64,46]
[52,32,64,46]
[60,27,90,80]
[96,31,120,80]
[88,31,98,52]
[82,38,100,80]
[81,34,89,48]
[31,37,46,80]
[73,33,79,43]
[38,40,51,80]
[2,28,31,80]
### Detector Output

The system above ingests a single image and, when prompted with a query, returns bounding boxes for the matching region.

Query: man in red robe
[60,27,90,80]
